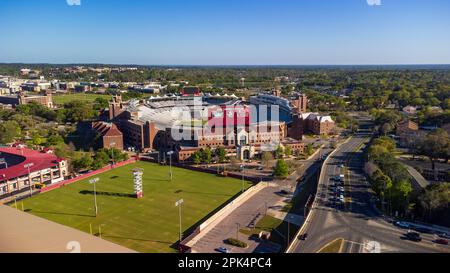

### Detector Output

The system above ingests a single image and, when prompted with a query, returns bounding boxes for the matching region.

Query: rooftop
[0,147,63,181]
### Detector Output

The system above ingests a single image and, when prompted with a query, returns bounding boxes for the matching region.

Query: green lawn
[19,161,252,253]
[53,93,112,105]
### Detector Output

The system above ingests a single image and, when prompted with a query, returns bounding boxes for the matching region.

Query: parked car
[216,247,231,253]
[437,232,450,239]
[413,227,433,234]
[434,239,449,245]
[299,233,308,241]
[394,221,410,229]
[405,232,422,242]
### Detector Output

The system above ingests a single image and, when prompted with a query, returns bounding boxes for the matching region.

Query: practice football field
[52,93,111,105]
[19,161,251,253]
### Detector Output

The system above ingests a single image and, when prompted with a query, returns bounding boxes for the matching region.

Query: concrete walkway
[0,205,135,253]
[399,159,430,189]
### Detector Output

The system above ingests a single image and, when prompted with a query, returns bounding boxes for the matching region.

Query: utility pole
[175,199,184,243]
[89,178,100,217]
[241,164,245,193]
[110,142,116,166]
[167,151,174,181]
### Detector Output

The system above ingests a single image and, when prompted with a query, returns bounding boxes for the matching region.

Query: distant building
[402,106,418,115]
[396,120,419,136]
[92,122,124,150]
[180,87,201,97]
[0,91,54,108]
[75,85,91,93]
[396,119,426,148]
[289,112,336,137]
[116,118,158,152]
[291,94,308,113]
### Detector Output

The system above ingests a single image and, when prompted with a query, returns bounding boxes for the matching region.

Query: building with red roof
[0,147,68,199]
[92,121,124,150]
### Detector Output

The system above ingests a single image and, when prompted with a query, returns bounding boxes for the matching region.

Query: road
[190,148,327,253]
[289,129,450,253]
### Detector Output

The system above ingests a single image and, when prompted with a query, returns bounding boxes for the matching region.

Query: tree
[261,151,274,169]
[46,133,65,147]
[201,147,212,164]
[285,146,293,157]
[371,169,393,197]
[0,120,21,144]
[275,145,284,159]
[63,100,96,122]
[72,153,93,172]
[192,151,201,165]
[216,147,226,163]
[273,159,289,179]
[418,129,450,173]
[92,149,110,169]
[305,144,314,156]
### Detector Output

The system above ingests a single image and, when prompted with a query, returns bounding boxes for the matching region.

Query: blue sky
[0,0,449,65]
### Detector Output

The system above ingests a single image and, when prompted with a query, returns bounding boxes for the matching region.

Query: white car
[216,247,231,253]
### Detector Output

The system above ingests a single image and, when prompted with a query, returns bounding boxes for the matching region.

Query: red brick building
[92,122,124,150]
[180,87,201,97]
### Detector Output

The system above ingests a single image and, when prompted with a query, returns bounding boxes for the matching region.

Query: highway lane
[289,133,450,253]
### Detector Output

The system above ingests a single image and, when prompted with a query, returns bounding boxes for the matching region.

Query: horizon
[1,0,450,65]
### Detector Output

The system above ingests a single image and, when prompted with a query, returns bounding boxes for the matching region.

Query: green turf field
[53,93,111,105]
[20,161,252,253]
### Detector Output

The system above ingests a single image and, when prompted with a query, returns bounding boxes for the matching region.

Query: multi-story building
[289,112,336,137]
[291,94,308,113]
[0,91,54,108]
[92,122,124,150]
[0,147,68,199]
[396,120,419,136]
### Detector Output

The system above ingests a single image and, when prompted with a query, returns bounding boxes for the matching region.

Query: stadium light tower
[175,199,184,243]
[132,168,144,198]
[167,151,174,181]
[89,178,100,217]
[24,163,34,197]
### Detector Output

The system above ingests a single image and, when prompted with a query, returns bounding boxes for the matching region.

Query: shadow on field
[179,190,236,197]
[102,234,172,245]
[27,209,94,218]
[79,190,135,199]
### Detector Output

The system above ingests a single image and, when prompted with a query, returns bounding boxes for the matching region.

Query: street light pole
[241,164,245,193]
[89,178,100,217]
[110,142,116,166]
[175,199,184,243]
[24,163,34,197]
[167,151,174,181]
